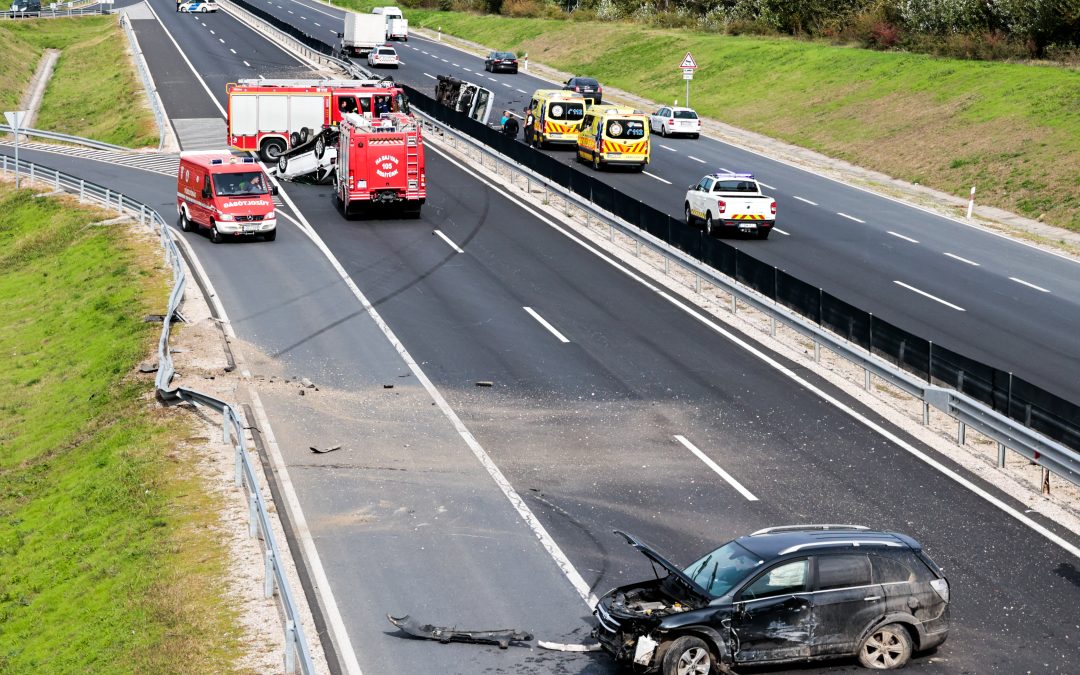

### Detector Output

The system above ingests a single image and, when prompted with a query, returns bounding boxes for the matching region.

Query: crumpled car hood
[614,530,711,602]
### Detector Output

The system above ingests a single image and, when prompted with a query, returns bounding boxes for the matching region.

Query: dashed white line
[430,54,439,59]
[642,171,672,185]
[772,228,790,236]
[659,144,676,152]
[452,63,460,67]
[243,60,251,67]
[314,21,320,26]
[501,82,511,88]
[300,15,306,19]
[209,29,215,34]
[488,77,498,82]
[1010,277,1051,293]
[434,229,464,254]
[230,48,236,54]
[218,38,225,44]
[758,181,776,189]
[422,72,437,80]
[793,195,818,206]
[837,212,865,223]
[944,252,980,266]
[894,281,966,311]
[688,155,706,164]
[440,58,448,62]
[463,67,472,72]
[516,88,527,94]
[717,167,731,173]
[200,21,206,26]
[674,436,758,501]
[421,50,428,54]
[287,9,293,13]
[887,231,919,244]
[523,307,570,343]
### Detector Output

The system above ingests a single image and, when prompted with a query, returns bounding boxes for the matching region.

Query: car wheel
[277,155,288,174]
[684,203,694,225]
[314,136,326,159]
[660,124,667,137]
[290,131,301,147]
[210,222,222,244]
[661,635,714,675]
[179,208,193,232]
[263,229,277,241]
[260,138,286,162]
[857,624,912,670]
[704,212,714,235]
[300,127,311,144]
[691,133,700,139]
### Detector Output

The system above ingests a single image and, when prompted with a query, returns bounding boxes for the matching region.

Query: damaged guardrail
[406,107,1080,491]
[0,154,318,675]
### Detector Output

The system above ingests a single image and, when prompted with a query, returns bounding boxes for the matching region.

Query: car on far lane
[593,526,950,675]
[367,45,400,69]
[563,77,602,104]
[177,1,218,12]
[484,51,519,73]
[649,106,701,138]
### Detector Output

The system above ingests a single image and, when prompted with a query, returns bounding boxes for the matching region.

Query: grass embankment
[345,5,1080,232]
[0,17,156,147]
[0,184,242,672]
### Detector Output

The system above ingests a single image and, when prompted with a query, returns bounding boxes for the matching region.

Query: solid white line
[422,72,437,80]
[772,228,790,235]
[688,155,706,164]
[675,435,758,500]
[143,1,226,117]
[793,195,818,206]
[944,252,980,266]
[655,292,1080,560]
[433,228,464,253]
[887,231,919,244]
[894,281,966,311]
[1010,277,1051,293]
[758,181,775,190]
[837,212,865,223]
[524,307,571,343]
[643,171,671,185]
[243,60,251,67]
[659,144,676,152]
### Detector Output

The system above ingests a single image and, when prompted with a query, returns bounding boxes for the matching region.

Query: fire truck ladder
[406,133,420,193]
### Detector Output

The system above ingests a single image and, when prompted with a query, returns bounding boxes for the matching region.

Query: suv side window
[870,555,916,584]
[697,177,712,192]
[816,554,872,591]
[741,559,808,600]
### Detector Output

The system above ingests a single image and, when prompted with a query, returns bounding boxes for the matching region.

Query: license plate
[243,225,256,233]
[739,224,757,231]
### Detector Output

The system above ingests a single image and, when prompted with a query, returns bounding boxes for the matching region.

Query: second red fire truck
[334,112,425,218]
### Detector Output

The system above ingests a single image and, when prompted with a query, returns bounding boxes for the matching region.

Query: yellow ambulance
[524,90,587,148]
[576,104,650,171]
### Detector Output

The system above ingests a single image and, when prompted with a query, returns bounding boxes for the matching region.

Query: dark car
[484,51,518,74]
[564,77,602,104]
[9,0,41,14]
[593,526,950,674]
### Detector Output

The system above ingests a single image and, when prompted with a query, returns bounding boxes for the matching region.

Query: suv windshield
[213,171,268,196]
[605,118,646,139]
[684,541,762,597]
[548,102,585,121]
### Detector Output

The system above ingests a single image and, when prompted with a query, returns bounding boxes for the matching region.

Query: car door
[690,176,711,216]
[652,108,667,132]
[810,554,884,657]
[730,559,812,663]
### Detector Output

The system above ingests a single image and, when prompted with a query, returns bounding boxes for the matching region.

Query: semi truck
[341,12,386,57]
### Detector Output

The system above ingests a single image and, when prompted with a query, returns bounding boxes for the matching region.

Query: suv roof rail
[779,539,902,555]
[750,524,869,536]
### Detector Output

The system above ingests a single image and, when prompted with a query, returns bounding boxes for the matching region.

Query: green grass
[0,184,244,673]
[353,7,1080,231]
[0,18,157,148]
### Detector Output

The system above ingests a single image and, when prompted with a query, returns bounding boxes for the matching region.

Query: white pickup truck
[684,172,776,239]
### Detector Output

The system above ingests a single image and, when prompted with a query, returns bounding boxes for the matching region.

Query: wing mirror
[270,185,279,196]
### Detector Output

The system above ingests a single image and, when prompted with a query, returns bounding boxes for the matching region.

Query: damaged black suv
[593,526,950,674]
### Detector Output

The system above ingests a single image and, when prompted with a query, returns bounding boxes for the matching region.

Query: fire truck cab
[334,112,425,219]
[227,78,408,162]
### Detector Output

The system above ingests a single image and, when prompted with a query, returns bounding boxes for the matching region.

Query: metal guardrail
[1,7,111,18]
[411,109,1080,490]
[0,154,317,674]
[0,123,129,151]
[119,13,166,152]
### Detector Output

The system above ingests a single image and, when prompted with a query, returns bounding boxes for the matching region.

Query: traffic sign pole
[677,52,697,109]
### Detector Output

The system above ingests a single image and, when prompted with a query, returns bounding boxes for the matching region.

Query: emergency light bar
[713,171,755,180]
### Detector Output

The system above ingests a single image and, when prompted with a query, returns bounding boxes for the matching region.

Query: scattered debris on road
[387,614,532,649]
[537,641,602,652]
[309,445,342,454]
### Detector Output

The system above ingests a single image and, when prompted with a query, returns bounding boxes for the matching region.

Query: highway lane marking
[772,227,790,235]
[944,252,980,266]
[313,21,319,26]
[209,29,215,34]
[887,231,919,244]
[243,60,251,67]
[793,195,817,206]
[463,67,472,72]
[758,181,775,189]
[688,155,706,164]
[524,307,571,343]
[421,50,428,54]
[430,54,439,59]
[230,48,236,54]
[441,58,448,62]
[501,82,511,88]
[488,77,498,82]
[659,144,676,152]
[452,62,460,67]
[643,171,672,185]
[300,15,306,20]
[654,291,1080,561]
[718,166,731,173]
[837,212,865,223]
[219,38,225,44]
[433,228,464,253]
[287,9,293,13]
[675,435,758,501]
[517,88,527,93]
[893,281,966,311]
[1010,277,1051,293]
[422,72,437,80]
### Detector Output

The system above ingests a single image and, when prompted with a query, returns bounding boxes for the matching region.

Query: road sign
[682,69,694,80]
[679,52,698,69]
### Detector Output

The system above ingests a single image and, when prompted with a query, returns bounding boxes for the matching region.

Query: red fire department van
[177,152,278,243]
[226,78,409,162]
[334,112,425,218]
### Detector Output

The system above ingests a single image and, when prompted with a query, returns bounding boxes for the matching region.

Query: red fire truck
[226,78,409,162]
[335,112,425,218]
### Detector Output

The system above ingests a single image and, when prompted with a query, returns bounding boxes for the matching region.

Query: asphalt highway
[239,0,1080,408]
[9,2,1079,673]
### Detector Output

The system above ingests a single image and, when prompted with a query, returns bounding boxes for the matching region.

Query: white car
[367,46,400,69]
[177,1,218,12]
[649,106,701,138]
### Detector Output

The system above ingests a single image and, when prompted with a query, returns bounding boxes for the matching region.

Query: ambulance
[226,78,408,162]
[334,112,425,219]
[176,152,278,243]
[576,104,650,171]
[524,90,587,148]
